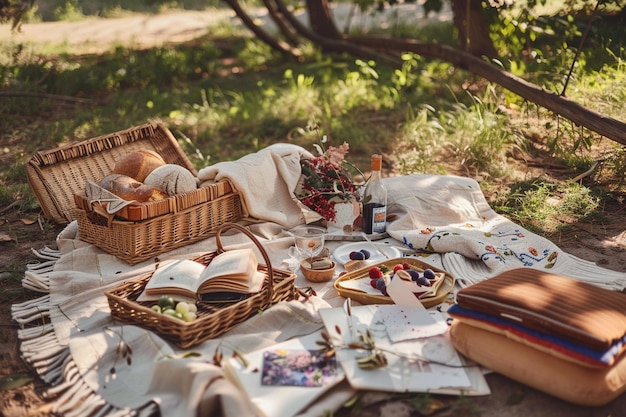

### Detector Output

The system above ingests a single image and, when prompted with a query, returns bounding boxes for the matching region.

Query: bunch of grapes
[151,296,198,322]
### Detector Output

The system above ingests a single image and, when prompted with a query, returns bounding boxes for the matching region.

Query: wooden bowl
[300,258,336,282]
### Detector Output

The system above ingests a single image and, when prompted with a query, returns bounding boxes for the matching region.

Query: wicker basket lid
[25,122,197,224]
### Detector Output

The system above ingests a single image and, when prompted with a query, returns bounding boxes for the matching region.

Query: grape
[423,269,436,280]
[406,270,420,281]
[183,312,197,322]
[163,309,183,320]
[151,305,161,313]
[158,295,175,309]
[176,301,190,315]
[349,251,365,260]
[417,276,431,287]
[360,249,371,259]
[187,303,198,314]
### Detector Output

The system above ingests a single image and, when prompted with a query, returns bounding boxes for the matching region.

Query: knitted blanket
[11,174,626,417]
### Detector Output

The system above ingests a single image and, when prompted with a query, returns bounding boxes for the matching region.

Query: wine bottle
[362,154,387,234]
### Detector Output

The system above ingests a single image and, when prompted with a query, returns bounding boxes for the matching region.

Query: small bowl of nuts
[300,256,336,282]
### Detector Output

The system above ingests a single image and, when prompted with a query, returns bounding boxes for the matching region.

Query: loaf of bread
[144,164,198,195]
[112,150,166,182]
[100,173,168,202]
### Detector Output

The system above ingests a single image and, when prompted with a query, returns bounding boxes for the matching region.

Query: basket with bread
[26,122,243,264]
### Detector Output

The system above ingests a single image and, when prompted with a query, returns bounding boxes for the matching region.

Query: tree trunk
[270,0,399,64]
[220,0,298,59]
[227,2,626,146]
[452,0,498,58]
[260,0,301,46]
[305,0,342,39]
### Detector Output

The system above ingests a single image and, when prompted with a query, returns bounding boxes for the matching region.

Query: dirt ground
[1,9,626,417]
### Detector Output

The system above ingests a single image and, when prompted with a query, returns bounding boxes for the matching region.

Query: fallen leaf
[412,396,448,416]
[507,387,525,405]
[21,217,38,225]
[0,231,14,242]
[0,373,34,391]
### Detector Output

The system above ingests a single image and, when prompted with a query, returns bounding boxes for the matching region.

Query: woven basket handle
[215,223,274,302]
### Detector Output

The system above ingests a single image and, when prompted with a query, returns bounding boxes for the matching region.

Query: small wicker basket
[105,223,297,349]
[334,258,455,308]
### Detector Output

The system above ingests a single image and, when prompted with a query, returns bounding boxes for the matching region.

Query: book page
[198,248,258,293]
[144,259,206,296]
[201,248,254,279]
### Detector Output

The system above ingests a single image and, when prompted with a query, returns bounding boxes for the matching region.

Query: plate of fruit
[334,258,455,308]
[332,242,402,266]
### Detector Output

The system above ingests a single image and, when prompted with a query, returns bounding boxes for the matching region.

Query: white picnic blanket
[12,169,626,417]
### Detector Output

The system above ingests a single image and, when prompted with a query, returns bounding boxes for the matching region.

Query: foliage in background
[0,0,625,239]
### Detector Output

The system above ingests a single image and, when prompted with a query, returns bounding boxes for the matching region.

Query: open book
[142,248,265,302]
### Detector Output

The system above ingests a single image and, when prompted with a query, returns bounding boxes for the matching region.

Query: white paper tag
[386,274,427,308]
[376,306,448,342]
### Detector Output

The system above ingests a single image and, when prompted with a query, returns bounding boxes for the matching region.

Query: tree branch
[349,36,626,146]
[220,0,299,59]
[270,0,401,65]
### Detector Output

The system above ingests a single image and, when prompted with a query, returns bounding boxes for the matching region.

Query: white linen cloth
[12,173,626,417]
[197,143,317,229]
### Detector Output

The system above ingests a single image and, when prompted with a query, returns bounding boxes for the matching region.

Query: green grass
[1,3,625,235]
[492,179,602,234]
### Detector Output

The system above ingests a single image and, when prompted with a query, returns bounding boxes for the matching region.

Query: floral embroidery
[479,244,558,268]
[401,226,559,269]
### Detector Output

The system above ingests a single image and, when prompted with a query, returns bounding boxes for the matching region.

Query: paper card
[319,306,476,393]
[374,305,448,343]
[224,331,344,417]
[386,273,428,307]
[261,349,338,387]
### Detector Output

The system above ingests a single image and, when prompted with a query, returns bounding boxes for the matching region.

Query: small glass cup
[289,225,326,261]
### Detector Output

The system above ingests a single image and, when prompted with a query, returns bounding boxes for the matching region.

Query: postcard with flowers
[261,349,338,387]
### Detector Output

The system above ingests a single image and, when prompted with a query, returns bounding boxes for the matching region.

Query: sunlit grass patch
[492,179,601,234]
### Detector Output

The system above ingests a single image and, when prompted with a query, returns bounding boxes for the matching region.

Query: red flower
[295,141,361,221]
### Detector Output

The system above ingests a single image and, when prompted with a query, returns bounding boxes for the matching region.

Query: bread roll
[144,164,198,195]
[112,150,166,182]
[100,174,168,202]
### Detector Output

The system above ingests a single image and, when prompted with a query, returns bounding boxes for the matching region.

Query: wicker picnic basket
[105,223,297,349]
[334,258,456,309]
[25,121,243,264]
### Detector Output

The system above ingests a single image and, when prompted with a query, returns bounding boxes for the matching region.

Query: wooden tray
[334,258,455,308]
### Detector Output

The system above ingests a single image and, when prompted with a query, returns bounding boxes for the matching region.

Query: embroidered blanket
[384,174,626,289]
